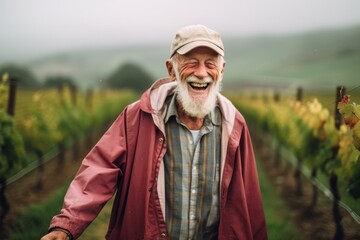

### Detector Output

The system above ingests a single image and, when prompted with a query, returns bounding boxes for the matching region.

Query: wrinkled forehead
[175,47,221,63]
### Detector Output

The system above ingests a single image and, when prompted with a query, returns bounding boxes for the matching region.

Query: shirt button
[191,189,196,194]
[159,137,164,142]
[160,232,167,238]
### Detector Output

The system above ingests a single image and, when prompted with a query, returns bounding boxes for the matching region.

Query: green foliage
[257,159,301,240]
[105,62,153,92]
[7,181,69,240]
[338,95,360,150]
[0,64,40,89]
[19,90,60,154]
[18,88,90,155]
[0,73,9,111]
[337,95,360,198]
[348,165,360,199]
[0,111,25,178]
[354,122,360,150]
[13,88,137,175]
[56,88,89,143]
[228,93,360,199]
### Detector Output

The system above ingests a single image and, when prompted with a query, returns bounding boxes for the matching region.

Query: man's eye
[206,63,216,69]
[186,62,198,67]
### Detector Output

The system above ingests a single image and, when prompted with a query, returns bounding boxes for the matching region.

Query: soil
[1,126,360,240]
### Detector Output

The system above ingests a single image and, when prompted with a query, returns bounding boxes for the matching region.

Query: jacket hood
[139,78,177,114]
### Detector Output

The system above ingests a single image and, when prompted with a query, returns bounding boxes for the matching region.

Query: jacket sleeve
[49,108,128,239]
[240,123,268,240]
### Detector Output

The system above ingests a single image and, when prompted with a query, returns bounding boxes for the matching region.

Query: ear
[221,60,226,75]
[166,60,176,80]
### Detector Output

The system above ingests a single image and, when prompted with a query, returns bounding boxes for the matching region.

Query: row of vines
[0,73,138,224]
[228,86,359,239]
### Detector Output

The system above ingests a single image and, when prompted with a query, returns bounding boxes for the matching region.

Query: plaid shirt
[164,94,221,239]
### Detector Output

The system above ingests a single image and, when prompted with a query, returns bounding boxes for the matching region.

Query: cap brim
[176,41,224,56]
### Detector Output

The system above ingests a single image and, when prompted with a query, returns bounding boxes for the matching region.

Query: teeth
[190,82,208,88]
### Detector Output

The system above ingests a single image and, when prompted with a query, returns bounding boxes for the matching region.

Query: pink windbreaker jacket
[49,78,268,239]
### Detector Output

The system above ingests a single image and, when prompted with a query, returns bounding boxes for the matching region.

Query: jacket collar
[139,78,177,114]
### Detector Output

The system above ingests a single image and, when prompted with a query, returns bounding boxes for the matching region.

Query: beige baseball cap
[170,24,224,57]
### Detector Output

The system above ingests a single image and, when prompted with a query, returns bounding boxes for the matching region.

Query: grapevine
[338,95,360,150]
[0,73,9,111]
[0,73,25,178]
[0,111,26,178]
[0,85,138,183]
[337,95,360,198]
[229,92,360,199]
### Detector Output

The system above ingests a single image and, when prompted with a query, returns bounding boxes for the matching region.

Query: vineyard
[227,85,360,239]
[0,73,138,237]
[1,69,360,239]
[1,75,138,177]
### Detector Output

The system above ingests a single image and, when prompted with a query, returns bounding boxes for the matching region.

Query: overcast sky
[1,0,360,62]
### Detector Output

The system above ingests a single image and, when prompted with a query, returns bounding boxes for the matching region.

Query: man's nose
[193,63,208,79]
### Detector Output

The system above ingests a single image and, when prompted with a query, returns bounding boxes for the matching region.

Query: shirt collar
[164,93,221,126]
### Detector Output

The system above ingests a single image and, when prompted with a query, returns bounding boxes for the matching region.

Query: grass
[6,182,69,240]
[5,177,113,240]
[256,158,301,240]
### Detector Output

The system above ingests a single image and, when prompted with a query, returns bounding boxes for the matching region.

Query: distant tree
[43,75,78,90]
[0,64,40,89]
[105,62,153,92]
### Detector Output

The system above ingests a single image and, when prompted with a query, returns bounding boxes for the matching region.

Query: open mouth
[188,82,209,90]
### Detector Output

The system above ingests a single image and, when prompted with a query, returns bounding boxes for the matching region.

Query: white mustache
[186,75,213,84]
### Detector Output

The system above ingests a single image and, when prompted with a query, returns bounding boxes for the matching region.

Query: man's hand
[40,230,70,240]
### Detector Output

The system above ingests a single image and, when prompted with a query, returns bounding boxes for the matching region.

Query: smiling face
[167,47,226,118]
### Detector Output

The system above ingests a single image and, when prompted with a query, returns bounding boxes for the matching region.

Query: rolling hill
[7,24,360,90]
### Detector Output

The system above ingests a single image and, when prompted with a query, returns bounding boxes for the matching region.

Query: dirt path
[253,133,360,240]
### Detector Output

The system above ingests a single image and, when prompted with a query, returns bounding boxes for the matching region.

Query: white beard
[175,73,222,118]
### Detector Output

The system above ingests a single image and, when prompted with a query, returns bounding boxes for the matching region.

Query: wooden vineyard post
[331,86,345,240]
[57,84,64,105]
[57,84,67,164]
[1,76,17,222]
[308,167,318,213]
[6,76,17,116]
[35,150,44,190]
[273,91,281,168]
[71,87,77,106]
[294,87,303,196]
[305,84,315,211]
[85,89,94,148]
[86,88,93,111]
[71,87,80,160]
[0,177,9,227]
[296,86,303,103]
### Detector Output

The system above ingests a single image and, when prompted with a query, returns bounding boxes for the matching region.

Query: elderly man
[41,24,267,240]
